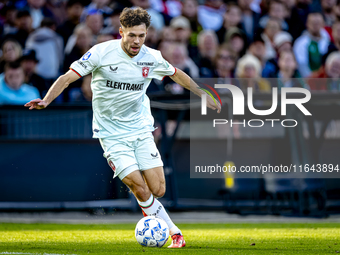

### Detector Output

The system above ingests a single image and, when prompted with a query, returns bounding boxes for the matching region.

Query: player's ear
[119,27,123,37]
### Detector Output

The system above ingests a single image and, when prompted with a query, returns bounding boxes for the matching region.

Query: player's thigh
[135,132,165,197]
[135,132,163,171]
[142,166,166,198]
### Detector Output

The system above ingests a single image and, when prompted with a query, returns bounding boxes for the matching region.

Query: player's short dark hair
[5,61,22,71]
[119,7,151,29]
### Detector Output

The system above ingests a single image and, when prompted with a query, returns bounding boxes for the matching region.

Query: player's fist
[206,94,221,113]
[24,98,48,110]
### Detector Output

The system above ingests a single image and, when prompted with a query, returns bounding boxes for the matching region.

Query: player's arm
[169,68,221,113]
[24,70,80,110]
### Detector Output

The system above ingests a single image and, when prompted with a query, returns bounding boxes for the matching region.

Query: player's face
[120,24,147,57]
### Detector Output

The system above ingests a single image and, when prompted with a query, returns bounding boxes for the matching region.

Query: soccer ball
[135,216,169,247]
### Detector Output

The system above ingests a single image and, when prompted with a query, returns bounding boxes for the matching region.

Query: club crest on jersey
[142,67,150,78]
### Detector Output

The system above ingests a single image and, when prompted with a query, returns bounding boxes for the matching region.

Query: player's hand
[24,98,48,110]
[206,95,221,113]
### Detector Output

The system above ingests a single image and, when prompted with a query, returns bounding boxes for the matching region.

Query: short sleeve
[149,55,176,80]
[69,45,100,77]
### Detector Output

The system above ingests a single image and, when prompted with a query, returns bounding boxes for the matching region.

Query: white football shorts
[99,132,163,180]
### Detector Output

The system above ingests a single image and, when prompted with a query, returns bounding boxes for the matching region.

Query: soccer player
[25,7,220,248]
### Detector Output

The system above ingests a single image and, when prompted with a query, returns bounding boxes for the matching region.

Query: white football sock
[137,194,182,236]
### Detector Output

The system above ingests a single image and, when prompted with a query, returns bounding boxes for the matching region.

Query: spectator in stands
[96,33,114,44]
[236,54,271,92]
[286,0,312,40]
[248,35,266,67]
[238,0,260,43]
[321,0,337,28]
[144,26,159,49]
[285,0,307,40]
[26,18,64,82]
[170,16,191,45]
[224,27,247,59]
[0,61,39,105]
[19,49,47,98]
[158,40,173,61]
[0,39,22,74]
[63,24,93,102]
[1,3,18,36]
[3,10,33,48]
[26,0,54,29]
[83,0,113,18]
[259,0,289,31]
[274,50,306,89]
[170,16,198,61]
[168,43,199,78]
[196,30,219,77]
[335,0,340,20]
[274,31,293,54]
[159,26,175,43]
[262,18,282,61]
[45,0,67,26]
[131,0,165,31]
[85,10,104,44]
[197,0,226,31]
[323,20,340,63]
[56,0,84,47]
[293,12,330,77]
[216,2,243,44]
[262,31,293,78]
[213,44,237,80]
[309,51,340,91]
[149,0,182,19]
[181,0,203,53]
[100,8,122,39]
[160,43,198,94]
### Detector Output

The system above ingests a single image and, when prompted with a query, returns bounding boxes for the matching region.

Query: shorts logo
[151,152,158,158]
[108,160,116,172]
[142,67,150,78]
[82,52,91,60]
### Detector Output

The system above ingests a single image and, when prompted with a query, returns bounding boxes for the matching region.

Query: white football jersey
[70,39,176,139]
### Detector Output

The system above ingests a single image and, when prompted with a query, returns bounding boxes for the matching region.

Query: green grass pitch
[0,222,340,254]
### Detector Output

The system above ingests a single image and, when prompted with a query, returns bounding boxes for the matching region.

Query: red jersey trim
[70,68,82,78]
[162,67,177,81]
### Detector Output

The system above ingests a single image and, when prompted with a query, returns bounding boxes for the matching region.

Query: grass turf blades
[0,223,339,254]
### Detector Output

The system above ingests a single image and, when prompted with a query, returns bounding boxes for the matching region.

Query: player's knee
[152,184,165,198]
[134,185,151,202]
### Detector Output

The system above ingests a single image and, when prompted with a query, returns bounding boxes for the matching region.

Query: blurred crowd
[0,0,340,105]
